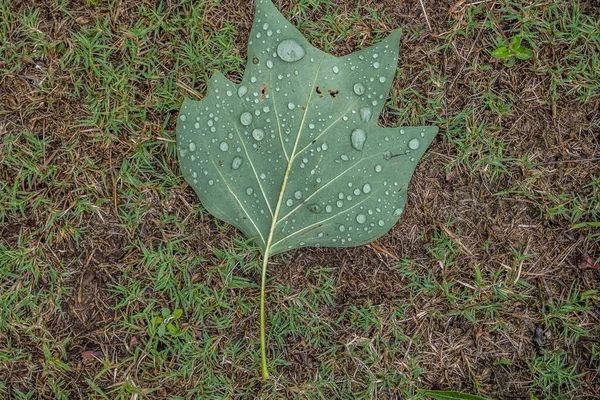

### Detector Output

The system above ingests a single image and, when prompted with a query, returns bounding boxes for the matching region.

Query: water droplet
[394,208,403,217]
[359,107,372,122]
[375,165,382,173]
[351,128,366,151]
[252,128,265,141]
[294,191,302,200]
[263,23,269,30]
[362,183,372,194]
[277,39,306,62]
[260,173,266,179]
[288,102,296,110]
[267,30,273,37]
[238,86,248,97]
[353,83,365,96]
[341,154,349,161]
[308,204,321,213]
[325,205,333,213]
[408,138,420,150]
[246,187,253,195]
[219,142,229,152]
[240,112,253,126]
[309,123,315,129]
[339,225,346,232]
[321,143,328,151]
[179,115,187,122]
[188,142,196,151]
[356,214,366,224]
[373,62,380,69]
[383,150,393,159]
[286,199,293,207]
[378,220,385,227]
[266,60,273,69]
[332,66,339,73]
[379,76,386,83]
[208,179,214,185]
[251,76,257,83]
[231,156,243,170]
[194,122,200,129]
[353,189,360,196]
[336,200,343,208]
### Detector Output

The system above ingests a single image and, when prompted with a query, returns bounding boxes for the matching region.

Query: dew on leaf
[194,122,200,129]
[277,39,306,62]
[286,199,293,207]
[325,205,333,213]
[353,83,365,96]
[339,225,346,232]
[252,128,266,141]
[238,86,248,97]
[394,208,403,216]
[408,138,420,150]
[246,187,254,195]
[383,150,392,159]
[351,128,367,151]
[240,112,253,126]
[219,142,229,152]
[188,142,196,151]
[379,76,386,83]
[231,156,243,170]
[362,183,372,194]
[179,114,186,121]
[266,60,273,68]
[288,102,296,110]
[294,191,302,199]
[332,66,339,73]
[378,220,385,227]
[359,107,372,122]
[356,214,366,224]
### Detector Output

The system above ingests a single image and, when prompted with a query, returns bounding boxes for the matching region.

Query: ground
[0,0,599,399]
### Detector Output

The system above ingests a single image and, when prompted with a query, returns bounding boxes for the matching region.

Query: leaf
[510,36,522,49]
[513,45,533,60]
[417,389,492,400]
[173,308,183,320]
[166,323,180,334]
[491,46,512,59]
[176,0,438,378]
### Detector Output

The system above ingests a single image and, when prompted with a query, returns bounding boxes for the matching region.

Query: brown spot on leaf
[328,89,339,98]
[252,57,259,64]
[260,84,266,101]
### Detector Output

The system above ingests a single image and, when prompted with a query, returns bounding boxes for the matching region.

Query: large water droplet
[252,128,265,141]
[188,142,196,152]
[353,83,365,96]
[308,204,322,214]
[277,39,306,62]
[231,156,243,170]
[179,114,186,121]
[362,183,372,194]
[356,214,366,224]
[351,128,367,151]
[219,142,229,152]
[240,112,253,126]
[288,102,296,110]
[238,86,248,98]
[332,66,339,74]
[408,138,420,150]
[360,107,372,122]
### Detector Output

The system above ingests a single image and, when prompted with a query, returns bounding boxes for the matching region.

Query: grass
[0,0,599,398]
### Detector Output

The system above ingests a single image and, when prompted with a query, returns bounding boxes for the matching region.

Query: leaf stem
[260,252,270,379]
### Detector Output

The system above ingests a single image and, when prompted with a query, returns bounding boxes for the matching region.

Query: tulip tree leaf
[175,0,438,378]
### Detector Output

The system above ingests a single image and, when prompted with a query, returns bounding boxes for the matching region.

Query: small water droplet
[260,173,266,179]
[341,154,350,161]
[208,179,214,185]
[353,83,365,96]
[375,165,382,173]
[378,220,385,227]
[219,142,229,152]
[246,187,253,195]
[263,23,269,30]
[179,114,186,121]
[351,128,367,151]
[321,143,328,151]
[393,208,403,217]
[373,62,380,69]
[277,39,306,62]
[286,199,293,207]
[408,138,420,150]
[188,142,196,151]
[359,107,372,122]
[288,102,296,110]
[266,60,273,69]
[308,204,321,213]
[231,156,243,170]
[339,225,346,232]
[336,200,343,208]
[252,128,265,141]
[362,183,372,194]
[379,76,386,83]
[383,150,392,160]
[325,205,333,213]
[356,214,366,224]
[240,112,253,126]
[238,86,248,97]
[251,76,257,83]
[353,189,360,196]
[267,30,273,37]
[332,66,339,73]
[294,191,302,200]
[309,123,315,129]
[226,90,233,96]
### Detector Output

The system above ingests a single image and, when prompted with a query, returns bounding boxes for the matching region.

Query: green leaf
[513,46,534,60]
[417,389,492,400]
[176,0,438,378]
[161,308,171,318]
[166,323,180,334]
[173,308,183,320]
[491,46,512,59]
[510,36,522,49]
[503,57,517,67]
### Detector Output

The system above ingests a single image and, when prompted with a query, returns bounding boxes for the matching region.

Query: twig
[418,0,432,31]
